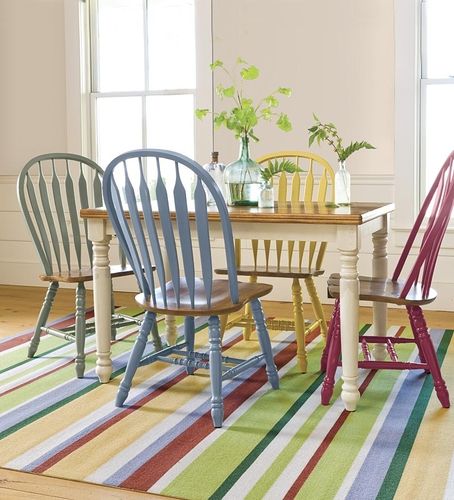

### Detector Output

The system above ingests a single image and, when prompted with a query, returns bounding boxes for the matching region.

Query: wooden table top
[81,201,395,226]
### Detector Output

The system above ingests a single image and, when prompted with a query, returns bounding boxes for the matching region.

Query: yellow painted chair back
[232,151,335,372]
[238,150,334,271]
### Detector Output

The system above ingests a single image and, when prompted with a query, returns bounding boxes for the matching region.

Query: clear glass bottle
[223,135,261,206]
[335,160,351,206]
[203,151,226,205]
[258,180,274,208]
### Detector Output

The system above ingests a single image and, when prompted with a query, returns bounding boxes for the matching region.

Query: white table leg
[89,220,113,383]
[338,227,360,411]
[165,315,178,345]
[371,215,389,360]
[162,254,178,345]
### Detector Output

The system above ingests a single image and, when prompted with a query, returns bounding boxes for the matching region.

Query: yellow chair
[216,151,334,372]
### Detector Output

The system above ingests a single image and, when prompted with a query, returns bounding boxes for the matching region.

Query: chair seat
[327,273,437,305]
[40,264,134,283]
[135,278,273,316]
[215,265,325,279]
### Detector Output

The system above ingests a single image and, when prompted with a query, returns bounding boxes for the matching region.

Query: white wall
[0,0,68,174]
[0,0,453,312]
[211,0,394,177]
[0,0,70,289]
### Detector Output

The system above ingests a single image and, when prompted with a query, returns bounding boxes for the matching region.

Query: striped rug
[1,311,453,500]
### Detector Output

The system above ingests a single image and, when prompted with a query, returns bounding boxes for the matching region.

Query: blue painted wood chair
[17,153,137,377]
[103,149,279,428]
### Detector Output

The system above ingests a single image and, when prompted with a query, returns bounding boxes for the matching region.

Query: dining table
[80,200,394,412]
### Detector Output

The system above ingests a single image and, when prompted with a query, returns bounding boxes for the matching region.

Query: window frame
[394,0,420,231]
[419,0,454,206]
[64,0,213,166]
[394,0,454,252]
[394,0,454,233]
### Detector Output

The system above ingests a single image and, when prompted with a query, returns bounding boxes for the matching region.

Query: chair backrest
[102,149,239,308]
[235,150,335,272]
[17,153,104,276]
[393,150,454,298]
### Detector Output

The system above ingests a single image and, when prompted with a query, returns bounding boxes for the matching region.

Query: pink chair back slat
[422,186,454,296]
[392,152,453,282]
[396,151,454,299]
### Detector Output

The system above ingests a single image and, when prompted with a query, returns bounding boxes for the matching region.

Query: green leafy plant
[260,159,302,184]
[308,114,375,162]
[195,57,292,142]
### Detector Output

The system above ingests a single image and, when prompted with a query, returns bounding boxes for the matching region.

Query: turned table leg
[338,226,360,411]
[371,217,389,360]
[90,219,113,383]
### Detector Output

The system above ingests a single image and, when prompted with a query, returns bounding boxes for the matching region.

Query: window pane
[146,94,194,157]
[423,0,454,78]
[148,0,195,90]
[96,97,143,168]
[423,84,454,193]
[97,0,145,91]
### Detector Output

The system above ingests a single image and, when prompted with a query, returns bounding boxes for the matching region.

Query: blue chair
[103,149,279,427]
[17,153,137,378]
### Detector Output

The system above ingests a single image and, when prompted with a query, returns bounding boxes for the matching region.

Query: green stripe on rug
[1,315,202,438]
[161,332,330,499]
[296,329,416,499]
[376,329,453,500]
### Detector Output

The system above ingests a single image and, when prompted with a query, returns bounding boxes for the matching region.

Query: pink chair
[321,151,454,408]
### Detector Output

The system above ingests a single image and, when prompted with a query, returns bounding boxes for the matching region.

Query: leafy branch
[308,114,375,162]
[260,159,302,183]
[195,57,292,142]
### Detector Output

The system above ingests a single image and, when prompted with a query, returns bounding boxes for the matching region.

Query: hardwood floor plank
[0,468,168,499]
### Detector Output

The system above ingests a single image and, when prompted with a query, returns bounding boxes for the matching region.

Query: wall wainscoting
[1,173,453,311]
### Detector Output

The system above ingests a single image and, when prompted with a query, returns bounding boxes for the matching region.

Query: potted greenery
[258,159,301,208]
[308,114,375,205]
[196,58,292,206]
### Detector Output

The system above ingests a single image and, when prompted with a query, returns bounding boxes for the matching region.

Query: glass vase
[335,160,351,206]
[258,181,274,208]
[224,135,261,206]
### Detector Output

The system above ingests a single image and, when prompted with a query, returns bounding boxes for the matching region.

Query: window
[394,0,454,229]
[420,0,454,199]
[88,0,201,169]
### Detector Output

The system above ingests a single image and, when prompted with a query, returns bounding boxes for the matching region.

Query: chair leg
[110,280,116,341]
[151,320,163,351]
[406,305,428,369]
[320,300,339,372]
[116,311,156,407]
[75,282,87,378]
[208,315,224,428]
[28,281,59,358]
[219,314,228,340]
[292,277,307,373]
[407,305,450,408]
[184,316,195,375]
[305,276,328,343]
[321,301,341,405]
[243,275,257,340]
[250,298,279,390]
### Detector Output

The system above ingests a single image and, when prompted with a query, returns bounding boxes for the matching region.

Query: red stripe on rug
[32,370,188,473]
[0,310,95,352]
[1,312,141,398]
[119,338,304,491]
[32,332,245,473]
[283,325,406,498]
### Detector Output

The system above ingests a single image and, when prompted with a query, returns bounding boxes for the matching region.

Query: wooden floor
[1,284,453,499]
